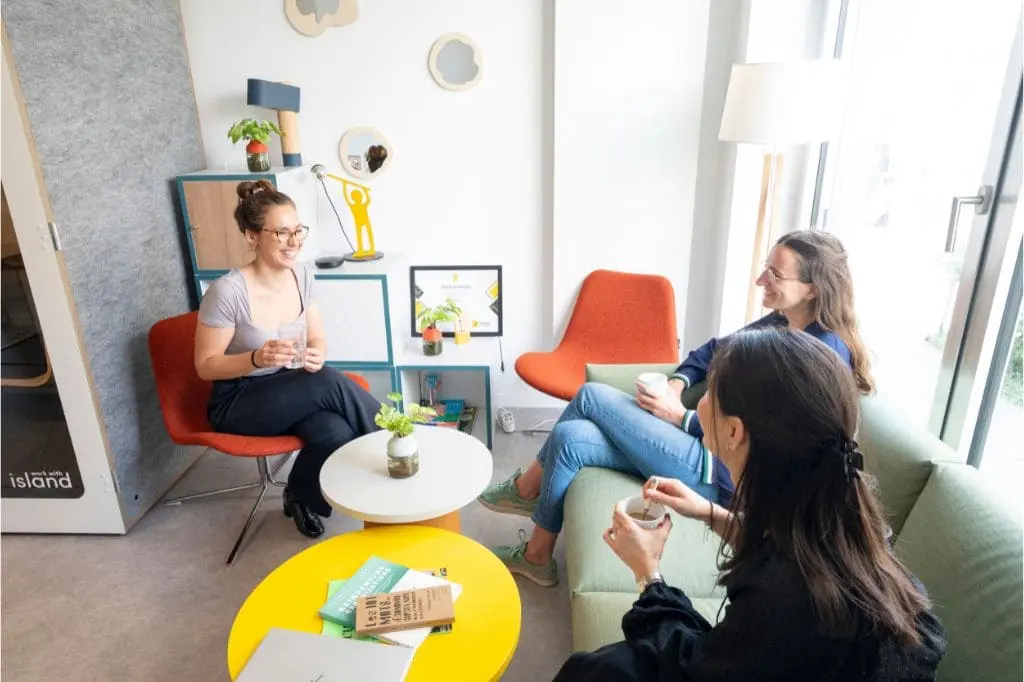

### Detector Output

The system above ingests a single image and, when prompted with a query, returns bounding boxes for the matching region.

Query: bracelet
[250,350,261,369]
[705,499,715,530]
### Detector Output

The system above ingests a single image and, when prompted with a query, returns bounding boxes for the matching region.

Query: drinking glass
[278,321,307,370]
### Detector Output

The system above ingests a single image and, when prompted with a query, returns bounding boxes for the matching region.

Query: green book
[318,556,408,628]
[321,580,377,641]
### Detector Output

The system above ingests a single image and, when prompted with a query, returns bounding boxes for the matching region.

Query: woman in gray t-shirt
[194,180,380,539]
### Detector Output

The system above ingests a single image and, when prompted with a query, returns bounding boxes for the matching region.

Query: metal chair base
[163,451,292,565]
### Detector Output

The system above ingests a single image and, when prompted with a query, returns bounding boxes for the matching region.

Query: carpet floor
[1,409,577,682]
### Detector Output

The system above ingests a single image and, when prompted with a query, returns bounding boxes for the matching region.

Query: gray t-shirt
[198,266,315,377]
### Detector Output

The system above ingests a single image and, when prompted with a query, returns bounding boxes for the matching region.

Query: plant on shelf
[374,392,436,479]
[227,118,283,172]
[417,298,462,356]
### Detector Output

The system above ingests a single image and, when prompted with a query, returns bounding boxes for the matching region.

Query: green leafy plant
[374,392,436,438]
[227,118,283,150]
[417,298,462,331]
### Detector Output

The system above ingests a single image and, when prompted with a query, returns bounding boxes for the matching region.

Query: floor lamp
[718,60,845,323]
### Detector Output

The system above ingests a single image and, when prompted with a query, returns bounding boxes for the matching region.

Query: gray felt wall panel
[3,0,205,525]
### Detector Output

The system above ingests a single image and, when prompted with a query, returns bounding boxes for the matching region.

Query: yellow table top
[227,526,522,682]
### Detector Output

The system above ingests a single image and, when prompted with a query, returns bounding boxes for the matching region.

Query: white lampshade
[718,60,846,145]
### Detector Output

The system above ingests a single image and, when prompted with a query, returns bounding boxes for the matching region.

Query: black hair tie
[841,438,864,482]
[824,436,864,482]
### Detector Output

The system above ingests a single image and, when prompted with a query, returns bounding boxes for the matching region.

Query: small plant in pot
[374,392,436,478]
[417,298,461,356]
[227,118,283,172]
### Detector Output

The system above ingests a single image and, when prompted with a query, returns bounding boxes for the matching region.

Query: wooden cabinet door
[182,180,252,270]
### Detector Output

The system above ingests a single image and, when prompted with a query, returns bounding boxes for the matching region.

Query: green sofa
[562,363,1023,682]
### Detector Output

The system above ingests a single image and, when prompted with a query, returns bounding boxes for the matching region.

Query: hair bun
[236,179,275,201]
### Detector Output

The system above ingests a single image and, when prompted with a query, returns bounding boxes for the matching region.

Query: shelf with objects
[396,265,504,450]
[393,360,493,450]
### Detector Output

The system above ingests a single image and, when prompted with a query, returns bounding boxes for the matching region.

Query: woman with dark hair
[193,180,381,539]
[482,229,873,587]
[554,327,946,681]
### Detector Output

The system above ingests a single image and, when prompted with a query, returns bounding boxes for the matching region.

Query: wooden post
[278,109,301,166]
[745,152,785,323]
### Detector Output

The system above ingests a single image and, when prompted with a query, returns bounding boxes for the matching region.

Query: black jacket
[554,543,947,682]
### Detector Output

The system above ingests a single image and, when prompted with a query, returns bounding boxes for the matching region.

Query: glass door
[814,0,1022,442]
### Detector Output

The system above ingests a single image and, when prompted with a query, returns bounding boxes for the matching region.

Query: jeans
[531,382,734,534]
[207,368,381,516]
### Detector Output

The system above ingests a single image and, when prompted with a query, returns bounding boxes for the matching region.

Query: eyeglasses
[760,260,802,284]
[263,225,310,244]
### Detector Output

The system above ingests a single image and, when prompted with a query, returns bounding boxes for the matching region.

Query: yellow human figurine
[338,178,381,261]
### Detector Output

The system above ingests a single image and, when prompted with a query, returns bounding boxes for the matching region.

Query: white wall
[551,0,711,343]
[179,0,550,406]
[180,0,720,408]
[684,0,749,349]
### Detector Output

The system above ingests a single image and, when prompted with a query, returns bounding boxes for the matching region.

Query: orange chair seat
[515,351,587,402]
[150,311,370,457]
[175,431,303,458]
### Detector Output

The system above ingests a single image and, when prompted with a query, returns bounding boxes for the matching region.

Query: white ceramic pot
[386,433,419,478]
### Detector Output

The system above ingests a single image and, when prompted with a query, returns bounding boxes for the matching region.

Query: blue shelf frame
[395,365,492,449]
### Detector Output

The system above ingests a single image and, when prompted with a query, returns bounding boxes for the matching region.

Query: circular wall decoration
[285,0,359,37]
[338,127,393,180]
[428,34,483,91]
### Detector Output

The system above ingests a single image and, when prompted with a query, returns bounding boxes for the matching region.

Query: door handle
[945,185,993,252]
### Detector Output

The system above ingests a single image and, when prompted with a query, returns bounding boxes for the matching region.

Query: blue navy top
[673,312,853,441]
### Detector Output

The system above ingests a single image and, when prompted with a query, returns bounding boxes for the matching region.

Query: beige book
[354,585,455,636]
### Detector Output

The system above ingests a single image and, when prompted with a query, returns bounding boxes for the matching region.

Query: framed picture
[410,265,502,337]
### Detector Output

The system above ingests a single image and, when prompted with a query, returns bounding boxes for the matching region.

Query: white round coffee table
[319,426,493,533]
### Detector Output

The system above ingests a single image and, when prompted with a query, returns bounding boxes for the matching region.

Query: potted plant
[417,298,461,356]
[374,392,436,478]
[227,118,283,172]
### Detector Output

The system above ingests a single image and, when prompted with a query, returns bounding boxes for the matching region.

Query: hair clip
[842,439,864,481]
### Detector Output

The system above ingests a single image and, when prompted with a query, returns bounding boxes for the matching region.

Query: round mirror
[338,127,393,180]
[428,34,483,91]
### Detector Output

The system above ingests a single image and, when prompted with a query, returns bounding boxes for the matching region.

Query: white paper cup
[637,372,668,398]
[616,496,667,530]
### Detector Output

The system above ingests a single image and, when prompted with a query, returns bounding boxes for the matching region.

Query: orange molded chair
[148,311,370,564]
[516,270,679,407]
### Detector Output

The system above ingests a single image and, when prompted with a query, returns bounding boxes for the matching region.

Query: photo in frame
[410,265,502,337]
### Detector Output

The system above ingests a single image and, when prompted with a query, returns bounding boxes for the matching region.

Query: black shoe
[283,489,325,538]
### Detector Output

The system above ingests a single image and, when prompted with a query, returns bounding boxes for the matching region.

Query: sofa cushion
[585,362,679,393]
[858,395,958,534]
[571,590,724,653]
[895,463,1022,682]
[564,467,726,598]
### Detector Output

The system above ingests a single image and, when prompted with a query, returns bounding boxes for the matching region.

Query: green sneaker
[477,467,538,518]
[491,529,559,587]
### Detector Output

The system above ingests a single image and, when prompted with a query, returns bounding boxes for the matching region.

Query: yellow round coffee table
[227,526,521,681]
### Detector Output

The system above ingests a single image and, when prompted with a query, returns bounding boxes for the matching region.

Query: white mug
[616,496,667,531]
[636,372,668,398]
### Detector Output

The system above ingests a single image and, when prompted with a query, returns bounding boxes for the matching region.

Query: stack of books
[421,399,464,429]
[318,556,462,649]
[236,557,460,682]
[420,400,479,437]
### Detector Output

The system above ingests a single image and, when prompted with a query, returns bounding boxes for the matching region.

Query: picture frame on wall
[410,265,502,337]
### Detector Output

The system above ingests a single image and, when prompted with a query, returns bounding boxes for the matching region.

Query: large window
[814,0,1021,433]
